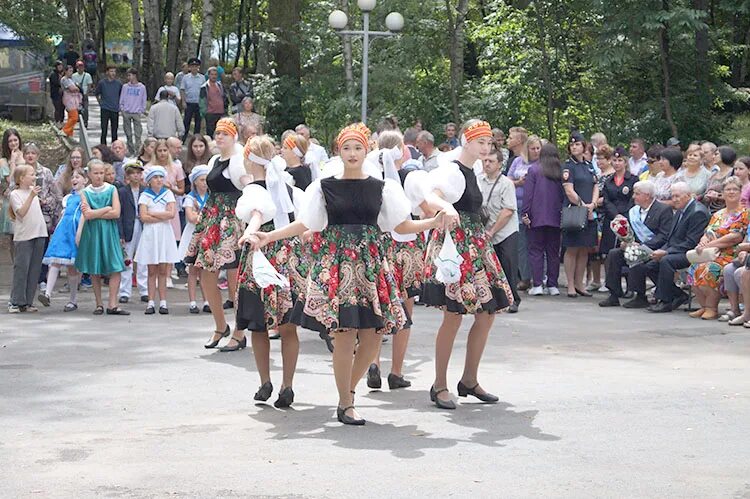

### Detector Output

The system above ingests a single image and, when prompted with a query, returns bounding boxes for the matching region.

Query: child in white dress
[135,166,179,315]
[178,164,210,313]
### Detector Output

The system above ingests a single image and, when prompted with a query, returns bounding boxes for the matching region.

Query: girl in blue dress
[39,169,87,311]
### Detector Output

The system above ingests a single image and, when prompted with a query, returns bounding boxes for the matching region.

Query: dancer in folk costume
[184,118,248,348]
[280,131,313,190]
[419,120,514,409]
[234,135,305,408]
[364,130,433,391]
[249,123,444,425]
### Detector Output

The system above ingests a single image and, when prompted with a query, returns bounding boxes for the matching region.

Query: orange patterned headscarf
[336,123,371,151]
[461,121,492,146]
[215,118,238,137]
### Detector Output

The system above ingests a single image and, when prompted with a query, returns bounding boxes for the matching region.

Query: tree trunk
[658,1,678,137]
[339,0,354,97]
[234,0,245,68]
[445,0,470,124]
[534,2,555,141]
[199,0,214,72]
[166,0,183,71]
[243,0,255,68]
[131,0,143,69]
[64,0,81,49]
[268,0,304,132]
[693,0,709,111]
[142,0,165,95]
[178,0,195,64]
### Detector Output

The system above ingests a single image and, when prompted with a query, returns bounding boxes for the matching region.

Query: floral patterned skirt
[688,253,734,290]
[387,234,426,298]
[422,212,513,314]
[291,224,406,335]
[236,223,304,332]
[184,191,244,272]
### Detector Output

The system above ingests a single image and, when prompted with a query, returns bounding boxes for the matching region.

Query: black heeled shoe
[575,288,592,298]
[337,406,365,425]
[367,363,382,389]
[430,386,456,410]
[219,335,247,352]
[204,325,230,349]
[274,387,294,408]
[388,373,411,389]
[457,381,499,403]
[254,381,273,401]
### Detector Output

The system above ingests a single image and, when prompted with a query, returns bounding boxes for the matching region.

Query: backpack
[83,50,97,71]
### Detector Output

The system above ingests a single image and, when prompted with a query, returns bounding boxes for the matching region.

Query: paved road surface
[0,269,749,497]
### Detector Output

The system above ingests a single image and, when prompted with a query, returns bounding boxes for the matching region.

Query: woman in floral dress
[419,119,514,410]
[184,118,248,348]
[687,176,749,320]
[249,123,444,426]
[234,135,304,409]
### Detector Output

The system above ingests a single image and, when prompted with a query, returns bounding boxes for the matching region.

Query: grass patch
[0,118,69,172]
[722,112,750,156]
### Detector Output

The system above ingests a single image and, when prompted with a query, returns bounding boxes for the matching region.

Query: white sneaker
[528,286,544,296]
[597,285,608,293]
[548,287,561,296]
[166,277,174,289]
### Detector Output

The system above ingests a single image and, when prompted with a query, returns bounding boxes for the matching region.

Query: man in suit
[117,161,148,303]
[599,180,674,307]
[625,181,710,312]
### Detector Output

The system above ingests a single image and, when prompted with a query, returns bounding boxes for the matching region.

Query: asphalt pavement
[0,267,748,498]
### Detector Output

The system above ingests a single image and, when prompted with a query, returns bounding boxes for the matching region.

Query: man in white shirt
[700,141,719,173]
[628,138,648,176]
[295,124,329,173]
[155,72,182,108]
[71,61,93,128]
[416,131,440,171]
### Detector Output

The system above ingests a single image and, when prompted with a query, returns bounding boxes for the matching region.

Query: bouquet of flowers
[623,243,653,267]
[610,215,634,244]
[121,239,131,267]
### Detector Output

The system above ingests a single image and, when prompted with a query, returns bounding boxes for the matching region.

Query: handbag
[480,175,501,226]
[561,203,588,232]
[686,247,719,264]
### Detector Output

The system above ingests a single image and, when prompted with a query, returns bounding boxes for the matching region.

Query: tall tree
[445,0,470,123]
[142,0,165,94]
[178,0,195,65]
[658,0,678,137]
[200,0,215,71]
[268,0,304,132]
[130,0,142,69]
[166,0,183,71]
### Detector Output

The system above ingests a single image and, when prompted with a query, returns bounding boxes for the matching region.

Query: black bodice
[206,157,241,195]
[452,161,483,214]
[286,165,312,191]
[321,176,383,226]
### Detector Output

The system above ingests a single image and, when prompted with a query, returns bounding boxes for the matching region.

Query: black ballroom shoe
[336,406,365,425]
[222,300,234,310]
[204,325,230,349]
[457,381,499,403]
[598,295,620,307]
[622,295,649,309]
[430,386,456,410]
[366,363,382,389]
[202,304,211,313]
[575,288,593,297]
[254,381,273,402]
[273,387,295,408]
[219,335,247,352]
[387,373,411,389]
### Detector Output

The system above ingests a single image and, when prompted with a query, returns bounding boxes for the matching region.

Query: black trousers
[493,232,521,304]
[183,103,201,140]
[605,247,627,297]
[52,97,64,123]
[100,109,119,144]
[205,113,223,137]
[628,253,690,303]
[80,96,89,128]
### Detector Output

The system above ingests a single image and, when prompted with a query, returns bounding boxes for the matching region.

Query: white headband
[460,133,468,147]
[247,152,271,166]
[292,146,304,158]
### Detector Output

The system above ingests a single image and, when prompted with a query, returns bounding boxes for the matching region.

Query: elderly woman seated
[687,176,749,320]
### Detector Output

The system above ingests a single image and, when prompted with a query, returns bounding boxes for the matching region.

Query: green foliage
[0,0,69,52]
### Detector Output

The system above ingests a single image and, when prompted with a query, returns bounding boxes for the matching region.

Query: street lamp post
[329,0,404,123]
